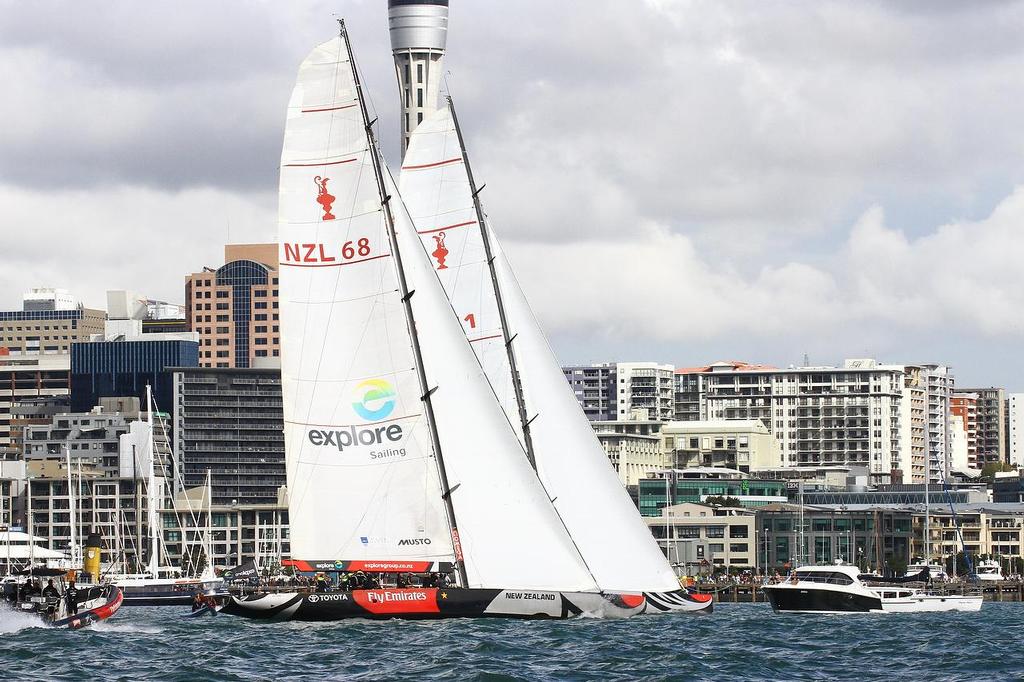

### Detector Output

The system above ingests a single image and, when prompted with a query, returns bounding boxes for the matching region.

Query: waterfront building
[160,486,290,573]
[172,366,285,505]
[637,468,788,517]
[646,502,758,571]
[388,0,448,156]
[589,416,667,487]
[661,420,782,472]
[563,362,675,422]
[1008,393,1024,467]
[185,244,280,369]
[0,288,105,356]
[756,503,914,573]
[0,354,71,458]
[957,387,1006,466]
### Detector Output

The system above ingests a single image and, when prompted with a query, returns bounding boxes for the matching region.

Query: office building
[646,502,758,570]
[637,469,787,517]
[388,0,449,156]
[0,288,105,355]
[757,504,914,573]
[0,354,71,458]
[957,387,1006,465]
[185,244,280,369]
[173,367,285,505]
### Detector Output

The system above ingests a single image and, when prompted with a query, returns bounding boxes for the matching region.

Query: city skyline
[2,2,1023,390]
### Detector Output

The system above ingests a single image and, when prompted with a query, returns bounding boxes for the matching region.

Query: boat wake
[0,609,46,634]
[90,621,162,635]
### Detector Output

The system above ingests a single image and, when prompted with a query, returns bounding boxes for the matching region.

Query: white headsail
[400,103,680,594]
[278,37,454,563]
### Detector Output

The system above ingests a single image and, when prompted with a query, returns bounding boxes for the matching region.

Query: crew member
[64,580,79,617]
[192,591,204,612]
[41,579,60,622]
[396,572,410,588]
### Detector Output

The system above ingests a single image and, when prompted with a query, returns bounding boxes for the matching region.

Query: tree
[980,462,1015,482]
[705,495,743,508]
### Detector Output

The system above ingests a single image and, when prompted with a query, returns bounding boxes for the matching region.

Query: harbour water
[1,602,1020,680]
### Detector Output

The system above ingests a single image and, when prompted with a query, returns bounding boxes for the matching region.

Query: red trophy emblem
[432,231,449,270]
[314,175,336,221]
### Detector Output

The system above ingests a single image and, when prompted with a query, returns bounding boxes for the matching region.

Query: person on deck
[64,580,79,616]
[396,572,410,588]
[41,579,60,621]
[192,592,204,612]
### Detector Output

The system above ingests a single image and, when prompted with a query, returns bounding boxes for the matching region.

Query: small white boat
[973,559,1004,582]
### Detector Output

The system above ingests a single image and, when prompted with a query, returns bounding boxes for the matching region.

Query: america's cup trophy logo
[314,175,336,221]
[431,231,449,270]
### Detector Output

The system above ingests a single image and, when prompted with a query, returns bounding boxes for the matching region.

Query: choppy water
[0,602,1020,680]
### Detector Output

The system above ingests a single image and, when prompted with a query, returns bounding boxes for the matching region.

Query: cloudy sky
[2,1,1023,389]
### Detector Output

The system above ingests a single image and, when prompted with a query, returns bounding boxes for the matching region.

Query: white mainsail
[279,37,454,563]
[400,104,680,594]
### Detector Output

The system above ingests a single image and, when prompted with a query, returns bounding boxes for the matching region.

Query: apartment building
[185,244,280,369]
[1008,394,1024,467]
[562,362,675,422]
[958,387,1006,466]
[173,366,285,505]
[661,420,782,472]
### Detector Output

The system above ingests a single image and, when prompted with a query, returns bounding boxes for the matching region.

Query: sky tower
[388,0,449,157]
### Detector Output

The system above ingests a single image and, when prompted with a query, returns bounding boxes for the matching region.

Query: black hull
[223,588,712,621]
[765,586,881,613]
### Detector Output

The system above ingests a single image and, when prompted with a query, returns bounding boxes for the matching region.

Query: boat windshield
[794,571,854,585]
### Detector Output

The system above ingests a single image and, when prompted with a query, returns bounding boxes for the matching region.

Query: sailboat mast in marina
[223,19,710,622]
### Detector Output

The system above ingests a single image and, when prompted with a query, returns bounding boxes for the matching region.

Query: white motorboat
[973,559,1004,582]
[764,564,982,614]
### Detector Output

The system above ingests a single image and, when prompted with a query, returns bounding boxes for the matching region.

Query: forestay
[277,37,454,563]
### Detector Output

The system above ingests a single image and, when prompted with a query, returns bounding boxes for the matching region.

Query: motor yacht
[764,564,982,613]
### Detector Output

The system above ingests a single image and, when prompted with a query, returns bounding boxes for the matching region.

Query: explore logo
[352,378,397,421]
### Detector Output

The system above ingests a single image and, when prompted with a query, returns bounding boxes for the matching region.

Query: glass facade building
[71,340,199,413]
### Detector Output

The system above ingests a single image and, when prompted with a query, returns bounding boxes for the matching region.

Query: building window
[255,314,267,321]
[416,63,423,83]
[417,88,423,107]
[216,291,229,298]
[254,302,267,310]
[255,326,267,333]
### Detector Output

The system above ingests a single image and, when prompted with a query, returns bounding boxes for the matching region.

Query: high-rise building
[951,392,979,467]
[173,366,285,505]
[388,0,449,156]
[0,288,105,355]
[670,359,957,484]
[185,244,280,369]
[562,364,618,421]
[1008,394,1024,468]
[957,387,1006,466]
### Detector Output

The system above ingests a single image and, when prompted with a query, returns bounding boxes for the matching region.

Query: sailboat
[222,21,710,622]
[107,387,225,605]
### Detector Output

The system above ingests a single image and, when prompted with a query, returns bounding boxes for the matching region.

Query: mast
[924,394,931,569]
[447,96,538,470]
[146,385,160,575]
[65,444,78,567]
[340,19,468,588]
